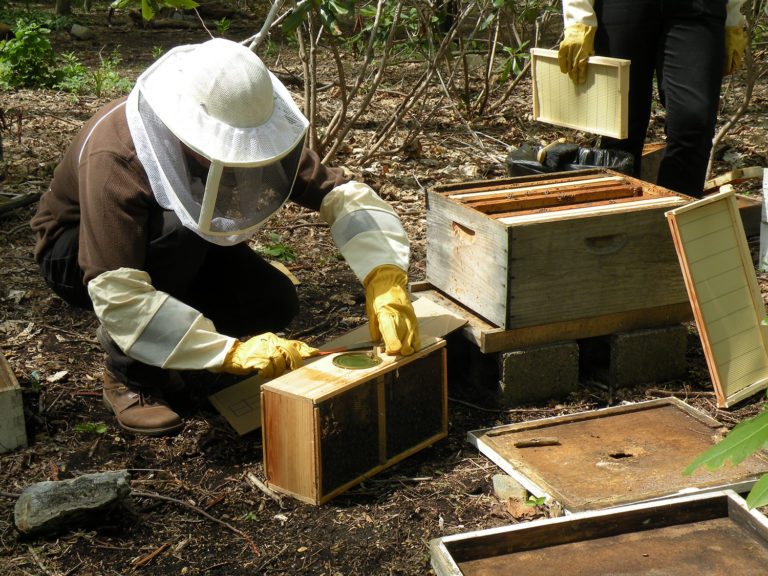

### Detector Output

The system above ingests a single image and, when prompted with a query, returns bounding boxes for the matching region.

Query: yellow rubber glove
[724,26,748,75]
[219,333,319,378]
[364,265,420,356]
[558,23,597,84]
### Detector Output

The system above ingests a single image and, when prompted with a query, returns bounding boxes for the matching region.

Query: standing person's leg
[593,0,661,176]
[656,3,725,197]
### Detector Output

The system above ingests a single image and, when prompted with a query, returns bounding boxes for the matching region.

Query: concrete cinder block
[498,341,580,405]
[581,324,687,388]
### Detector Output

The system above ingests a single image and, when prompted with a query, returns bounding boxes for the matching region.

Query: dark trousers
[38,210,300,391]
[593,0,726,197]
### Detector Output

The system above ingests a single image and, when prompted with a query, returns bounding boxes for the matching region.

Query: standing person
[30,38,420,436]
[557,0,748,197]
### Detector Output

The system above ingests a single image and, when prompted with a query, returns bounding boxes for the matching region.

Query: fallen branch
[131,490,259,556]
[448,396,566,414]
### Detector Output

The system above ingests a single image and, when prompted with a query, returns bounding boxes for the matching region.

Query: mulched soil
[2,8,768,575]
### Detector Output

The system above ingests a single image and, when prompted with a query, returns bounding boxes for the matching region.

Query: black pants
[594,0,726,197]
[38,210,300,391]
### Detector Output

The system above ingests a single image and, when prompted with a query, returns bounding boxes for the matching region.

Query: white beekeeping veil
[126,38,309,245]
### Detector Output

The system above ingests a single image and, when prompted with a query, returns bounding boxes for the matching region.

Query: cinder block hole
[578,335,610,382]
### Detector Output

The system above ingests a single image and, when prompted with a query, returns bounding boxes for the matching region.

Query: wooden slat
[467,185,641,215]
[448,176,626,201]
[410,283,692,354]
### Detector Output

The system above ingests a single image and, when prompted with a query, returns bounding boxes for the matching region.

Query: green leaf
[283,2,312,33]
[326,0,351,15]
[141,0,156,22]
[164,0,199,9]
[746,473,768,509]
[319,6,342,36]
[683,409,768,475]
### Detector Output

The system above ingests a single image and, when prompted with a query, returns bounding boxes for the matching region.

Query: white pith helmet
[137,37,308,165]
[126,38,309,245]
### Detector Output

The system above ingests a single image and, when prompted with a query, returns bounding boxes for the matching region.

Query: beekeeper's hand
[558,24,597,84]
[220,333,319,378]
[365,265,420,356]
[724,26,748,75]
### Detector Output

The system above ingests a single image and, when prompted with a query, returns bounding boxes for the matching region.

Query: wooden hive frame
[666,190,768,407]
[530,48,630,139]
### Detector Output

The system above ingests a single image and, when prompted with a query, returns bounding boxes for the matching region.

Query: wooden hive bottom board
[468,398,768,512]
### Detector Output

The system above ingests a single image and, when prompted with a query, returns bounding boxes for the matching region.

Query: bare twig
[131,541,171,569]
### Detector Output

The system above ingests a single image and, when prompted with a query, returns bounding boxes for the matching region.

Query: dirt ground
[2,8,768,576]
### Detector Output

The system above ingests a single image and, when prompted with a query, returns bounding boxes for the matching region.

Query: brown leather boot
[102,371,183,436]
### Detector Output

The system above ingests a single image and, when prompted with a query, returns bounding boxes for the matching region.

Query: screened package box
[261,340,447,505]
[426,169,693,330]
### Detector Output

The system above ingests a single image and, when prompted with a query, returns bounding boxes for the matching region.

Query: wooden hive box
[0,352,27,454]
[261,340,448,504]
[426,169,693,330]
[531,48,630,138]
[430,490,768,576]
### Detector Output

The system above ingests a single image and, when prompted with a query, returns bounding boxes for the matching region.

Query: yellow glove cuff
[364,265,420,356]
[558,23,597,85]
[724,26,748,75]
[220,333,318,378]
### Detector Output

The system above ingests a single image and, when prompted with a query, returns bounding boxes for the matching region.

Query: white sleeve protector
[726,0,746,27]
[562,0,742,28]
[88,268,235,370]
[561,0,597,28]
[319,181,410,282]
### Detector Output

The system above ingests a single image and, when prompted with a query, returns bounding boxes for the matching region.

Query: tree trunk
[55,0,72,16]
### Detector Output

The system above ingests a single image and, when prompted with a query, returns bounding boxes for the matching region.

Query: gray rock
[15,470,131,535]
[491,473,528,502]
[69,23,94,40]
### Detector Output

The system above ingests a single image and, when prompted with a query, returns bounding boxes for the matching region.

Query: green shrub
[54,52,91,93]
[0,21,56,88]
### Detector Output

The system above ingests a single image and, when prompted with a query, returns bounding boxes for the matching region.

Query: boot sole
[102,394,184,437]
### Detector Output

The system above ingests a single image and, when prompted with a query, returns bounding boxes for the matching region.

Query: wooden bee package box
[261,340,448,505]
[426,169,693,330]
